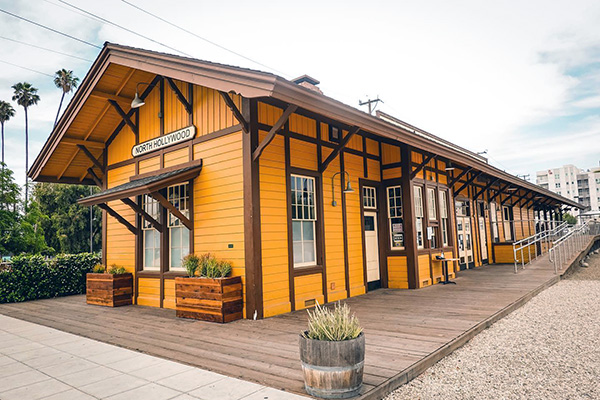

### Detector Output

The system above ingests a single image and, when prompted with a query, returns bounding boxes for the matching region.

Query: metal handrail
[548,222,591,273]
[512,221,569,273]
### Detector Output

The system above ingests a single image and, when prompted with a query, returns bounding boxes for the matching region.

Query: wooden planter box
[175,276,243,323]
[86,273,133,307]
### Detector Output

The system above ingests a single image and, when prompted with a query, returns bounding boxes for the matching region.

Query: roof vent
[292,75,322,94]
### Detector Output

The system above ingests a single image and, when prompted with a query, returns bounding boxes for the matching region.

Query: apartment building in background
[536,164,600,214]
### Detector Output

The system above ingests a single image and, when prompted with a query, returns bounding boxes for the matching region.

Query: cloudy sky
[1,0,599,190]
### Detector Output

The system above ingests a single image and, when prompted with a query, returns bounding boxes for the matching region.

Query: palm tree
[12,82,40,209]
[53,69,79,127]
[0,100,16,167]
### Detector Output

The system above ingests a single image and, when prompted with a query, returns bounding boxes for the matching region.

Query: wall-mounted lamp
[331,171,354,206]
[445,161,455,171]
[131,82,158,108]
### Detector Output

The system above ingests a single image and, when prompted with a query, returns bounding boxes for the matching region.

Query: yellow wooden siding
[366,159,381,180]
[138,156,160,175]
[418,254,431,287]
[294,274,325,310]
[258,102,283,126]
[193,86,241,136]
[138,88,161,143]
[387,256,408,289]
[289,113,316,138]
[164,147,189,168]
[323,158,347,302]
[107,125,135,165]
[366,138,379,156]
[192,131,246,310]
[344,153,366,297]
[382,167,401,180]
[105,164,136,274]
[381,143,401,165]
[258,131,291,317]
[163,279,176,310]
[346,133,362,152]
[164,79,190,133]
[290,138,318,171]
[493,244,516,264]
[430,252,444,283]
[137,277,160,307]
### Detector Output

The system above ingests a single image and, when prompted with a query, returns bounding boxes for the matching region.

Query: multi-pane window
[168,183,190,270]
[363,186,377,209]
[427,187,437,220]
[142,195,160,271]
[439,191,449,247]
[387,186,404,249]
[414,186,424,249]
[291,175,316,267]
[490,202,500,242]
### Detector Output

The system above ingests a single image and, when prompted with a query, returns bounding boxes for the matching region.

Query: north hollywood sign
[131,126,196,157]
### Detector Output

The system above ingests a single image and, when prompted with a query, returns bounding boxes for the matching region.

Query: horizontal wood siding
[294,274,325,310]
[137,277,160,307]
[387,256,409,289]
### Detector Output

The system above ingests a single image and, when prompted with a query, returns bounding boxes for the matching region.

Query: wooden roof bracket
[517,192,534,208]
[121,198,163,233]
[253,104,298,162]
[448,167,473,187]
[319,126,361,173]
[108,100,138,135]
[87,168,102,187]
[166,77,192,114]
[489,183,510,202]
[454,171,483,196]
[473,177,499,200]
[218,91,249,134]
[150,190,192,230]
[501,190,517,206]
[97,203,138,235]
[410,152,437,180]
[77,144,104,172]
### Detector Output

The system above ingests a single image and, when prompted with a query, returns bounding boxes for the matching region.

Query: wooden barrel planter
[86,273,133,307]
[175,276,243,323]
[299,332,365,399]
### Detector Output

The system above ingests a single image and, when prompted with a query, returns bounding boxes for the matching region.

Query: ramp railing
[512,221,569,273]
[548,222,591,273]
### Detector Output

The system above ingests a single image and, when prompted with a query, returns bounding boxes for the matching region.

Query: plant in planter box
[86,264,133,307]
[175,253,242,323]
[299,302,365,399]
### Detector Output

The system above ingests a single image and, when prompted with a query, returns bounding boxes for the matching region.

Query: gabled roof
[30,42,582,209]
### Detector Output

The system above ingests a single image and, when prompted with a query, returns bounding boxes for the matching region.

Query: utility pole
[517,174,530,181]
[90,186,93,253]
[359,96,383,115]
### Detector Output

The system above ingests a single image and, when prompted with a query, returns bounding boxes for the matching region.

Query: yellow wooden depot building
[30,43,581,319]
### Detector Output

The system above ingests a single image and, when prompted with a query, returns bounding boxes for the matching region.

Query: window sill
[293,265,323,277]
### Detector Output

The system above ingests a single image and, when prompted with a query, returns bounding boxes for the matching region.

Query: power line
[0,8,101,49]
[120,0,290,77]
[0,35,93,62]
[0,59,54,77]
[57,0,194,58]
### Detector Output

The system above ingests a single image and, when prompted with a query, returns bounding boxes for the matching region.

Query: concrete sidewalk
[0,315,309,400]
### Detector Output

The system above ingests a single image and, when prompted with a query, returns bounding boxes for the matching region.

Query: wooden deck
[1,237,596,400]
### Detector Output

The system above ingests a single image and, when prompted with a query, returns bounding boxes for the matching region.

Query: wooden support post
[77,145,104,171]
[150,191,192,230]
[253,104,298,161]
[121,198,163,233]
[410,153,436,180]
[219,91,249,134]
[108,100,137,134]
[319,126,361,173]
[97,203,138,235]
[165,77,192,114]
[401,144,419,289]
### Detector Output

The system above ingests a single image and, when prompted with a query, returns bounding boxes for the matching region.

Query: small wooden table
[435,256,459,285]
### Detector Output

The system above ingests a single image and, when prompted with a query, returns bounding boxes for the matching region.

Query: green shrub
[0,253,100,303]
[198,253,233,278]
[92,264,106,273]
[108,265,127,275]
[303,302,363,341]
[182,254,200,277]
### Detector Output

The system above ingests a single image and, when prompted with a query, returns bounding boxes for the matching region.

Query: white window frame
[291,175,317,267]
[387,185,404,250]
[142,194,160,271]
[490,202,500,242]
[363,186,377,209]
[427,187,437,220]
[167,183,190,271]
[439,190,449,247]
[414,186,424,249]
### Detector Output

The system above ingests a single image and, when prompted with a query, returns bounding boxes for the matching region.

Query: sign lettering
[132,125,196,157]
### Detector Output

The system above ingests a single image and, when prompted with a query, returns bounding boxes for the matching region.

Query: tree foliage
[562,212,577,225]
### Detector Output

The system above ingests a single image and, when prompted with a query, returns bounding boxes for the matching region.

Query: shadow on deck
[1,236,597,400]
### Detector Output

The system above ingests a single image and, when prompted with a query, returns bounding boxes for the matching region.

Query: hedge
[0,253,100,303]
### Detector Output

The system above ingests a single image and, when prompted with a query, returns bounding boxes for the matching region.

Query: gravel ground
[386,249,600,400]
